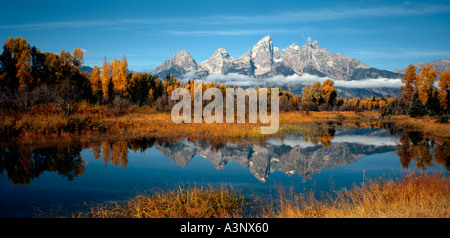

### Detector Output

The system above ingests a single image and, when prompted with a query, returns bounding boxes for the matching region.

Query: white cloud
[331,135,398,146]
[180,72,403,89]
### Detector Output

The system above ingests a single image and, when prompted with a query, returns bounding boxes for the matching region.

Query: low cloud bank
[180,71,403,88]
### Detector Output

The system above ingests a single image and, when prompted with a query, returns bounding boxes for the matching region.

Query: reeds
[261,171,449,218]
[79,185,246,218]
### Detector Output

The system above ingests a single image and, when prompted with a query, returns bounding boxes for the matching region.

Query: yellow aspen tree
[72,48,84,69]
[101,58,112,100]
[89,65,102,94]
[311,81,322,104]
[400,65,416,106]
[118,56,128,96]
[439,71,450,111]
[417,64,438,106]
[302,84,312,104]
[322,79,337,105]
[111,58,121,94]
[59,50,72,67]
[148,88,154,101]
[16,47,32,91]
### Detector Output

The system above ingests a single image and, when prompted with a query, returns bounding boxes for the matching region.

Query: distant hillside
[394,59,450,76]
[80,66,93,73]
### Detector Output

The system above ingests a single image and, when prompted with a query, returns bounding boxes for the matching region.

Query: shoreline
[2,106,448,146]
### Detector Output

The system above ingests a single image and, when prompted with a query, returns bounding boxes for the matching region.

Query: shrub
[436,114,449,124]
[408,100,428,118]
[381,107,393,118]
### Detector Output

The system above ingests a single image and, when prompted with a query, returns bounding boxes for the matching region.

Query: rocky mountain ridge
[153,35,403,81]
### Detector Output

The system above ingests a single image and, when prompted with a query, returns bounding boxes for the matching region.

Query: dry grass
[0,104,386,145]
[77,185,246,218]
[74,172,449,218]
[260,172,450,218]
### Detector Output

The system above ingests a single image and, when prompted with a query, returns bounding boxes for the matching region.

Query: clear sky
[1,0,449,72]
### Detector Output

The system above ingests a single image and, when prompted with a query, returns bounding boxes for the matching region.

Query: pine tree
[408,99,428,117]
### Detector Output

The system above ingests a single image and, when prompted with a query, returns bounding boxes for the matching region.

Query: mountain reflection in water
[1,126,448,186]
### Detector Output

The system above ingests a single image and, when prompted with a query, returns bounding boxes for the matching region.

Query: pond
[0,125,448,217]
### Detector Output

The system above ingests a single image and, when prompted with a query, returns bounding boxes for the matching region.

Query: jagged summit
[152,35,403,81]
[153,49,198,77]
[304,40,320,49]
[198,48,234,74]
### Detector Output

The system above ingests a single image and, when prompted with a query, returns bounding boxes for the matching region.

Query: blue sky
[1,0,449,72]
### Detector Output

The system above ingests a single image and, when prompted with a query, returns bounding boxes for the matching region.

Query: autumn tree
[0,37,92,111]
[439,71,450,113]
[301,84,312,104]
[118,56,128,96]
[417,64,438,106]
[301,79,337,110]
[100,58,112,102]
[16,47,32,91]
[311,81,322,104]
[321,79,337,106]
[72,48,84,69]
[400,65,416,106]
[0,37,32,91]
[89,65,102,101]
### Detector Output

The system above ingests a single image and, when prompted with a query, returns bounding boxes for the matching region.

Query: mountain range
[153,35,403,81]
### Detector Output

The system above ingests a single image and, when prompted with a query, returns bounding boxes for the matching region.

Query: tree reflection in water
[397,131,450,171]
[0,125,449,185]
[0,144,85,185]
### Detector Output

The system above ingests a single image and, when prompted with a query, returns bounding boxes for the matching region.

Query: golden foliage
[417,64,438,105]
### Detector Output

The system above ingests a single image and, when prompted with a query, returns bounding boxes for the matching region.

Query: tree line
[395,64,450,117]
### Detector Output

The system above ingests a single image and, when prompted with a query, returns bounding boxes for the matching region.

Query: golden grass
[261,172,449,218]
[0,104,386,145]
[1,103,448,146]
[77,185,246,218]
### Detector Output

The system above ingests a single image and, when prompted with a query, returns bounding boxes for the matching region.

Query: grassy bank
[388,115,450,138]
[1,103,449,146]
[0,104,386,145]
[76,172,449,218]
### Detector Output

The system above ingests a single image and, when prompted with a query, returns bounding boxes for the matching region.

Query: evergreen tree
[408,99,428,118]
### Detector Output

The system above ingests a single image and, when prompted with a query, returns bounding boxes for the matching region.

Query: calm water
[0,126,448,217]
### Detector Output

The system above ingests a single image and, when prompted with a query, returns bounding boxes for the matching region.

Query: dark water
[0,125,448,217]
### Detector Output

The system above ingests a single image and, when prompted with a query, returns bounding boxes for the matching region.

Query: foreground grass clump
[79,186,246,218]
[262,172,449,218]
